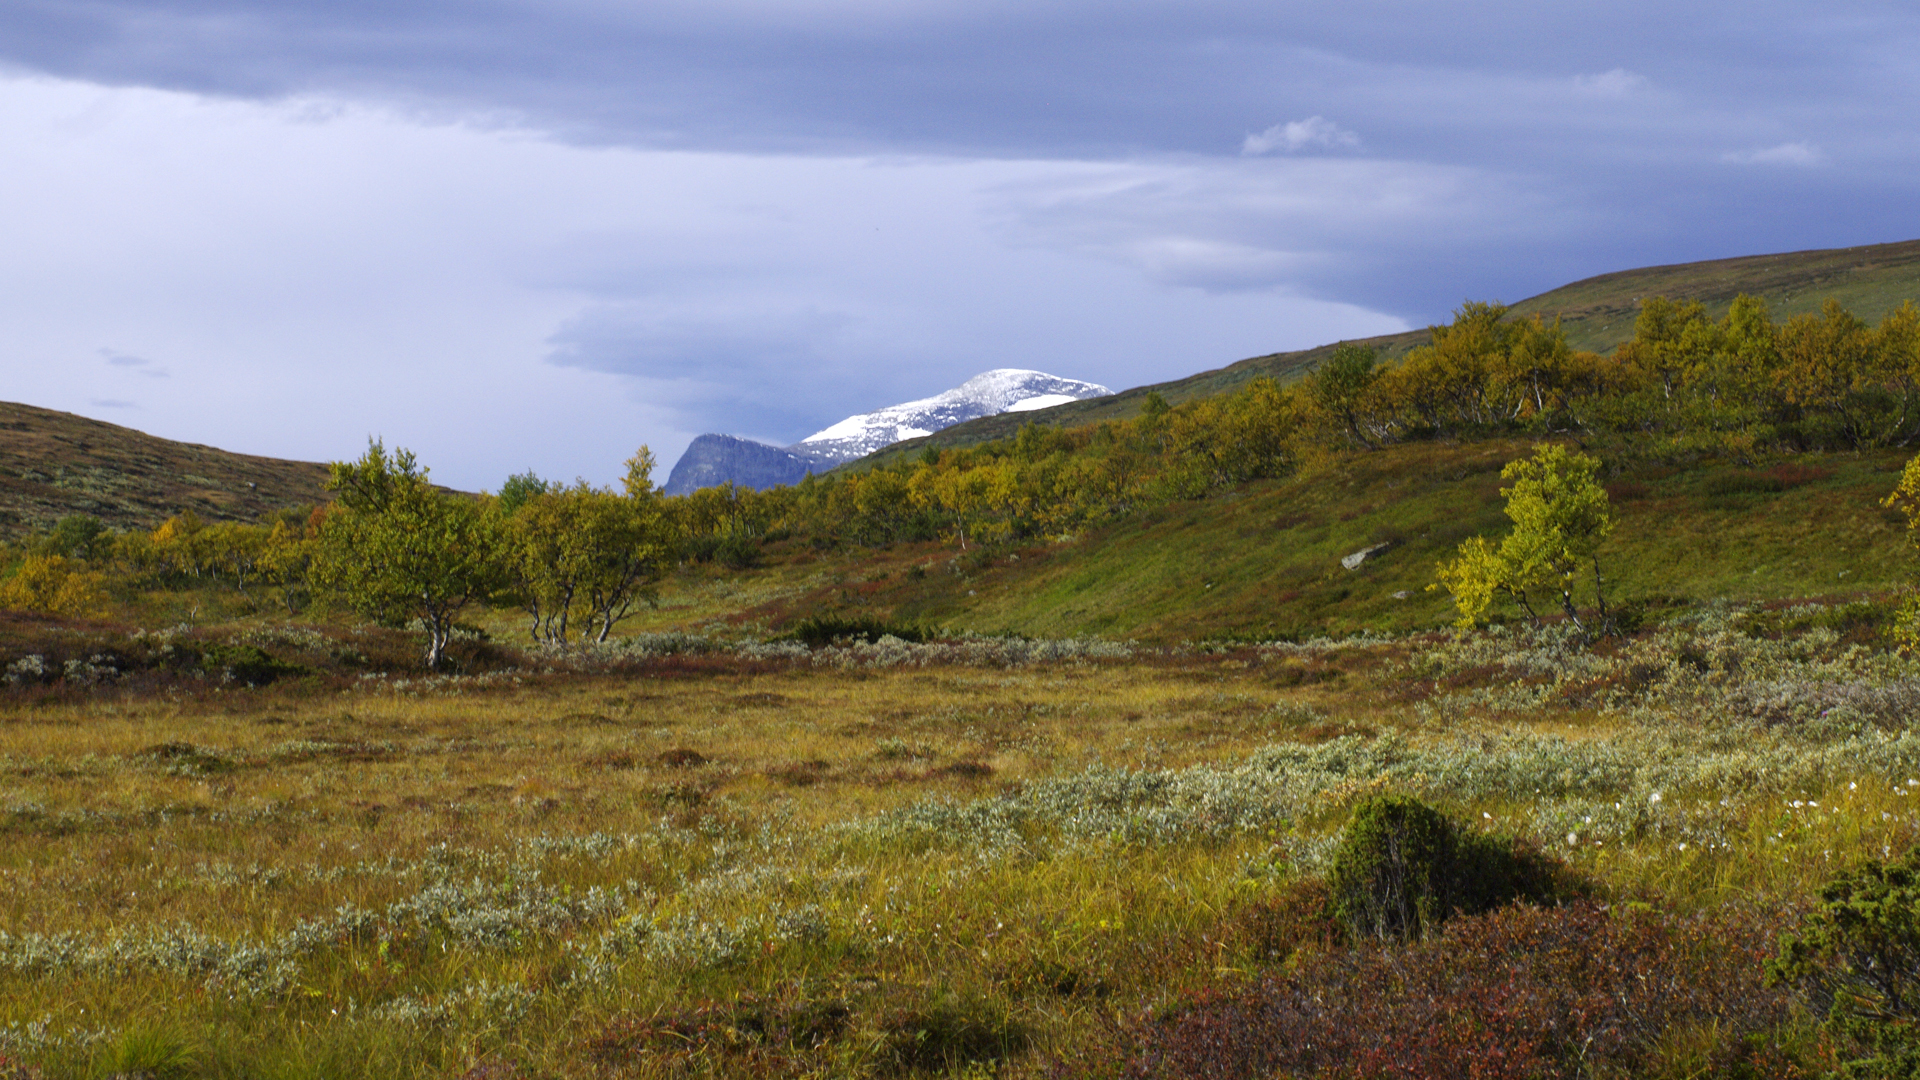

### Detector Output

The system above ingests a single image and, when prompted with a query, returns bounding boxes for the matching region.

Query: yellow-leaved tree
[1881,454,1920,650]
[1435,444,1615,637]
[0,554,109,618]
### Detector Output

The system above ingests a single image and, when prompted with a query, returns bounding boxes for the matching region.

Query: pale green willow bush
[566,631,1134,668]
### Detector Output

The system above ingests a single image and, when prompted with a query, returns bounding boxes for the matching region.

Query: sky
[1,1,1917,490]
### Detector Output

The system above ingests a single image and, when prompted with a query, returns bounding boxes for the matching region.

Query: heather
[0,604,1916,1076]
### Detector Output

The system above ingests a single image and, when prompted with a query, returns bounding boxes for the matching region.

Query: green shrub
[200,643,308,686]
[1706,471,1787,498]
[93,1021,198,1079]
[715,534,763,570]
[1770,847,1920,1078]
[875,992,1025,1074]
[781,615,929,647]
[1326,794,1565,940]
[683,533,765,568]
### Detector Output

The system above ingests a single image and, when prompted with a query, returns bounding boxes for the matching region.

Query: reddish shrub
[1225,878,1345,964]
[1076,901,1804,1080]
[1766,463,1833,489]
[586,992,851,1076]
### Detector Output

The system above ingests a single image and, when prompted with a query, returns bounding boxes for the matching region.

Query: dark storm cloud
[8,0,1917,320]
[7,0,1911,159]
[544,305,860,440]
[7,0,1920,490]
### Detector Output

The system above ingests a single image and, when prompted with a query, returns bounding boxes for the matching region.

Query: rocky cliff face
[661,435,837,495]
[663,369,1109,494]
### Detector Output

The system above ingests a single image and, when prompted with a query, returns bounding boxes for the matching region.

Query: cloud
[101,348,169,377]
[0,76,1415,484]
[987,156,1561,313]
[1242,117,1360,155]
[1721,141,1825,167]
[4,3,1920,485]
[545,307,854,378]
[544,306,863,439]
[1572,68,1648,98]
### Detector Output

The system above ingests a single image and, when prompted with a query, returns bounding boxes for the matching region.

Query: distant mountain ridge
[663,369,1110,494]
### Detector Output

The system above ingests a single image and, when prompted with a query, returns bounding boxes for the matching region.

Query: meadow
[3,603,1917,1078]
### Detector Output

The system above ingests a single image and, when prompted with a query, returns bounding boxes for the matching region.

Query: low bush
[1707,471,1787,498]
[1225,877,1345,965]
[781,615,929,647]
[1087,900,1804,1080]
[874,992,1026,1075]
[1325,794,1568,940]
[684,533,765,569]
[201,643,309,686]
[585,990,852,1076]
[1770,846,1920,1078]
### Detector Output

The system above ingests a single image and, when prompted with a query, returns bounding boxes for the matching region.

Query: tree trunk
[425,611,450,670]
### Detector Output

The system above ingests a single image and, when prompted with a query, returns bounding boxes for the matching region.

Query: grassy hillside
[1508,236,1920,353]
[0,402,332,539]
[859,237,1920,468]
[613,440,1914,644]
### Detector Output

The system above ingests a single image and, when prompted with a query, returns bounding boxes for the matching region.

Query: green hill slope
[1506,237,1920,353]
[857,238,1920,469]
[623,440,1913,644]
[0,402,331,540]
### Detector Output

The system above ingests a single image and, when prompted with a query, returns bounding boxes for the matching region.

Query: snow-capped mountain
[662,369,1110,495]
[795,369,1111,462]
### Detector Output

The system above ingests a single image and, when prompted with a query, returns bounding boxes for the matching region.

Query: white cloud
[1572,68,1648,99]
[1242,116,1360,155]
[1721,141,1825,167]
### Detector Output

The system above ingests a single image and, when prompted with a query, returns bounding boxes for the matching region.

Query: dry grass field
[3,607,1918,1078]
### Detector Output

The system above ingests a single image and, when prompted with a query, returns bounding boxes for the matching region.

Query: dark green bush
[684,533,765,569]
[1326,794,1566,940]
[41,514,108,560]
[715,534,764,569]
[200,643,308,686]
[781,615,929,647]
[875,992,1025,1074]
[1770,847,1920,1078]
[1706,471,1787,498]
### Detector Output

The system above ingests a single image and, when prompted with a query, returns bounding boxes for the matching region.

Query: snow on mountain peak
[664,368,1111,494]
[796,368,1110,459]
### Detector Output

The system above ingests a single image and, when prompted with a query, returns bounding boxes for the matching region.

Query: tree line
[0,446,681,669]
[4,292,1917,662]
[753,293,1920,550]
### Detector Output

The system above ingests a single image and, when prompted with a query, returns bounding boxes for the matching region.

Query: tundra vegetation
[5,294,1920,1077]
